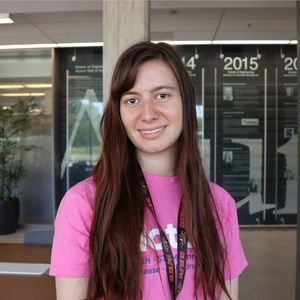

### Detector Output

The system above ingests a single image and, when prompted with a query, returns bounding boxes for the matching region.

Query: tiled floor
[239,228,296,300]
[0,226,297,299]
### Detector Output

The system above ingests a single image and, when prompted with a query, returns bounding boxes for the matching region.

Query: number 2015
[224,57,259,71]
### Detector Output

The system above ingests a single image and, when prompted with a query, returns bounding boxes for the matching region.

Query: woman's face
[120,59,183,159]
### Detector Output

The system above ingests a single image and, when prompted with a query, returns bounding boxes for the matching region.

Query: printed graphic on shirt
[140,223,195,276]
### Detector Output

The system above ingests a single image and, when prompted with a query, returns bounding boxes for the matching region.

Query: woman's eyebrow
[121,85,176,97]
[121,90,140,97]
[150,85,176,93]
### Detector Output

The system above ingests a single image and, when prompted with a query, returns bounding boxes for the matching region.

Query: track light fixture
[219,46,224,59]
[280,47,285,59]
[256,46,261,59]
[194,46,199,59]
[71,49,77,62]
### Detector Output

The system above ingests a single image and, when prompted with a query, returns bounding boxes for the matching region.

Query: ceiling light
[154,40,298,45]
[212,40,297,45]
[0,44,56,50]
[153,40,212,45]
[25,84,52,88]
[56,42,103,48]
[0,13,14,24]
[0,84,24,89]
[0,40,297,50]
[0,83,52,89]
[0,93,45,97]
[0,42,103,50]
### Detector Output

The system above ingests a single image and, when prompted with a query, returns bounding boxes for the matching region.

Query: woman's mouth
[138,125,166,137]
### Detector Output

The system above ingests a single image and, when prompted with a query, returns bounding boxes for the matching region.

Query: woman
[50,41,247,300]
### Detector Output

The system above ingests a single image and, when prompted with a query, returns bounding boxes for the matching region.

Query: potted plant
[0,98,40,234]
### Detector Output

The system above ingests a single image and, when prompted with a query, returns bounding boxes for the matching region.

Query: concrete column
[103,0,150,103]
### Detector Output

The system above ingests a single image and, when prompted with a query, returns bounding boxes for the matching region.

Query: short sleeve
[49,180,94,277]
[210,183,248,281]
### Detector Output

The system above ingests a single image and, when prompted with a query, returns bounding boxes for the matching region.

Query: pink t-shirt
[50,173,247,299]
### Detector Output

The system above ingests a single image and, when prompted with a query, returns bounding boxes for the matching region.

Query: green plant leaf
[0,97,41,200]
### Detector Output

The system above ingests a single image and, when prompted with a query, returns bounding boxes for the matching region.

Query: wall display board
[276,46,297,224]
[176,46,210,173]
[57,48,103,192]
[66,53,102,188]
[216,46,269,224]
[214,46,297,225]
[56,45,297,225]
[177,45,297,225]
[177,45,220,178]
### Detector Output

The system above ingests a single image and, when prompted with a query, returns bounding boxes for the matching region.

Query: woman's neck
[137,150,177,177]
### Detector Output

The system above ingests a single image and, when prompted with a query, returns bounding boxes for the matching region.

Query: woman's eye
[156,93,169,101]
[125,98,139,105]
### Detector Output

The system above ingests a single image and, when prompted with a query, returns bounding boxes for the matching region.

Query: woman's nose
[140,100,159,122]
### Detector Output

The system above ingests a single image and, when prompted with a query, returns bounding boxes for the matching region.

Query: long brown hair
[87,41,231,300]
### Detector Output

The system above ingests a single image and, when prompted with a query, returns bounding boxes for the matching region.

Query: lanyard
[140,173,188,299]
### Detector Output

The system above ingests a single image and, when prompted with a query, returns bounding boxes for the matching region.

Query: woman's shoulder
[67,176,96,198]
[54,177,96,229]
[60,176,96,210]
[208,181,232,199]
[208,181,237,217]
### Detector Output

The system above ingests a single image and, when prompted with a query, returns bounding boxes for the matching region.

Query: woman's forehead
[132,60,179,88]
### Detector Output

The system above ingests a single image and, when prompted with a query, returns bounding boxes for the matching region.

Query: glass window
[0,49,54,223]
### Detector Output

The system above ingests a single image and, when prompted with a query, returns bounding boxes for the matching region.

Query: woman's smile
[138,125,167,138]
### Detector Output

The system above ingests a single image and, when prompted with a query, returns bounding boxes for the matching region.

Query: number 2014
[181,56,197,70]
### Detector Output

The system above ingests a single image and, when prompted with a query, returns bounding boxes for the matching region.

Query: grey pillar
[296,3,300,300]
[103,0,150,103]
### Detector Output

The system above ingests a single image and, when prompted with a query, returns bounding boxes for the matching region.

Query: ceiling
[0,0,297,46]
